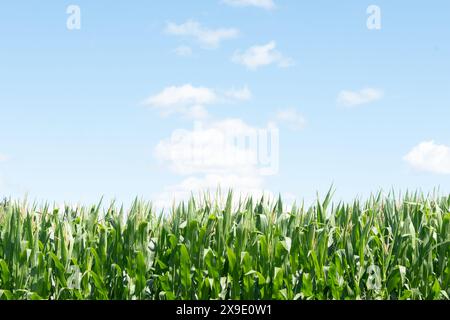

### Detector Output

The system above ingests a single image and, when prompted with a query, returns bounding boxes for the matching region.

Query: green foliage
[0,191,449,300]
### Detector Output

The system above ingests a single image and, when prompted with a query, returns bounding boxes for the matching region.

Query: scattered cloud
[222,0,276,10]
[174,45,192,57]
[275,108,306,131]
[232,41,294,70]
[404,141,450,175]
[166,20,239,48]
[224,86,252,101]
[144,84,252,119]
[337,88,384,107]
[0,154,8,162]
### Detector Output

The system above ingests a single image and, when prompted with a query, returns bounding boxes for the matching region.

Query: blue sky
[0,0,449,206]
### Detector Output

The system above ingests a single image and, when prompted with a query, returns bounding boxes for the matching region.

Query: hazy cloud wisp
[222,0,276,10]
[232,41,294,70]
[166,20,239,48]
[337,88,384,107]
[404,141,450,175]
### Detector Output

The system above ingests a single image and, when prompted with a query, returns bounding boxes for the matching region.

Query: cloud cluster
[232,41,294,70]
[165,21,294,73]
[404,141,450,175]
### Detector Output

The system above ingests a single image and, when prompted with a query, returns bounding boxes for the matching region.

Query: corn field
[0,192,449,300]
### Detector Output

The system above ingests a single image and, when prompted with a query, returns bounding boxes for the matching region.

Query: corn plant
[0,191,449,300]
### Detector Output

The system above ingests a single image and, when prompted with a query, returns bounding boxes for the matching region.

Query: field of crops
[0,191,449,300]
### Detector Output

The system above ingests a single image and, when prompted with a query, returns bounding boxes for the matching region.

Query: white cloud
[144,84,217,119]
[144,84,252,119]
[153,119,280,207]
[166,20,239,48]
[275,108,306,131]
[337,88,384,107]
[174,45,192,57]
[404,141,450,175]
[0,154,8,162]
[232,41,294,70]
[224,86,252,101]
[222,0,276,10]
